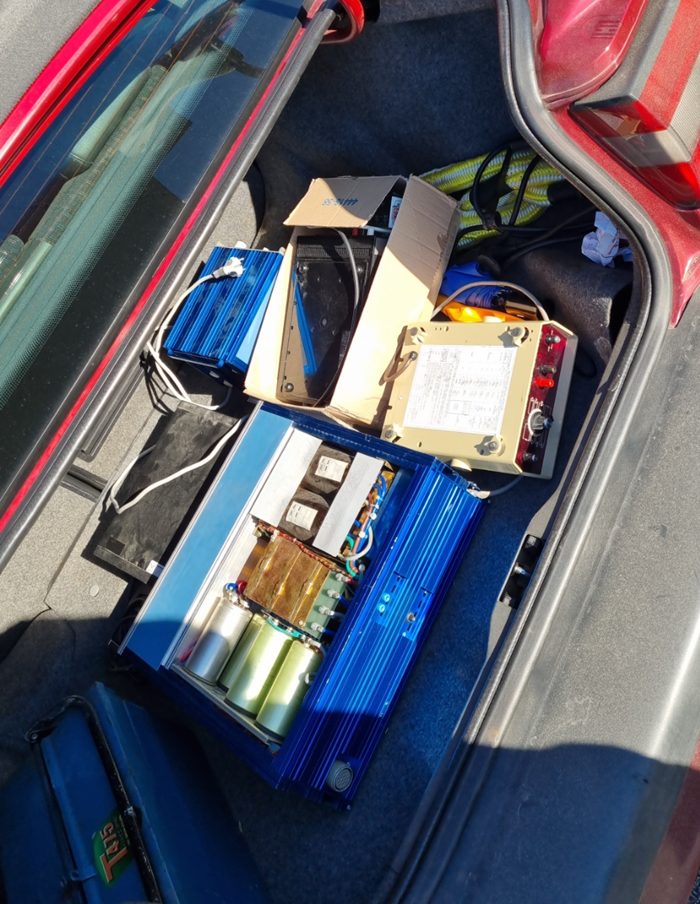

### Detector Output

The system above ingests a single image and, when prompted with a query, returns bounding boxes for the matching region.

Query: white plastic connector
[212,256,244,279]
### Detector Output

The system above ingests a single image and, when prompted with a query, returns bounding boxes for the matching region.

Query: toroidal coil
[225,619,294,715]
[217,612,266,691]
[184,588,252,684]
[256,639,323,740]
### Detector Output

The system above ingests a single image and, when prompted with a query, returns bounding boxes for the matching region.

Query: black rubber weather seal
[374,0,674,900]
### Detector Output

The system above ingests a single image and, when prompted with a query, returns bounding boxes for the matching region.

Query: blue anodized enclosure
[124,404,484,804]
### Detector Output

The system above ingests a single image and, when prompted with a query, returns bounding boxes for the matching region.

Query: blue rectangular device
[164,246,283,374]
[123,404,484,805]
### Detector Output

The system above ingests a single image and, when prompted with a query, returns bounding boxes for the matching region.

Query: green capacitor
[255,640,323,740]
[225,619,293,715]
[217,612,266,691]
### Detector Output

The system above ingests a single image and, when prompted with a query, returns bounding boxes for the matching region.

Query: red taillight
[571,0,700,208]
[536,0,650,106]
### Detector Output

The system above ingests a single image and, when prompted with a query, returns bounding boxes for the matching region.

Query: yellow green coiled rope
[421,148,564,249]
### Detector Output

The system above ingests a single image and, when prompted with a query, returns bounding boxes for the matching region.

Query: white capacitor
[184,586,252,684]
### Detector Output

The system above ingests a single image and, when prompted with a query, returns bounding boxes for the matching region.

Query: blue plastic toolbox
[0,683,269,903]
[122,403,484,805]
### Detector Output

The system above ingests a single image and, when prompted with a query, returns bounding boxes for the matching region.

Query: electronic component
[382,320,577,479]
[244,532,349,640]
[300,444,352,497]
[184,585,252,684]
[277,232,385,405]
[341,471,393,575]
[312,453,385,557]
[164,246,283,375]
[250,428,386,559]
[279,489,329,543]
[123,405,485,804]
[245,534,306,610]
[224,619,295,715]
[217,613,267,692]
[256,639,323,740]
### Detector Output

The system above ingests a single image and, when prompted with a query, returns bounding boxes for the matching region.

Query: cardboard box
[245,174,459,429]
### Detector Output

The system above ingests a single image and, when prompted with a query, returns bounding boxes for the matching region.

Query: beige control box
[381,319,577,479]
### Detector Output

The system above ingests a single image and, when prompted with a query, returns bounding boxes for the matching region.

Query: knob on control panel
[529,409,554,434]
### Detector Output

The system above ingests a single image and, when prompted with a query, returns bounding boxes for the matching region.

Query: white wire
[467,474,524,499]
[154,274,211,354]
[109,417,245,515]
[108,445,155,510]
[333,228,360,313]
[487,474,524,496]
[147,340,233,411]
[149,273,232,411]
[340,526,374,562]
[432,280,549,322]
[146,340,192,399]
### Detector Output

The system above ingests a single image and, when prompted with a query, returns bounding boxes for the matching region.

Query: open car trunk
[0,4,670,904]
[182,13,636,903]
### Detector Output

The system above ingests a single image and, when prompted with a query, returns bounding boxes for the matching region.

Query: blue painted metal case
[123,404,484,805]
[164,246,283,374]
[0,684,269,904]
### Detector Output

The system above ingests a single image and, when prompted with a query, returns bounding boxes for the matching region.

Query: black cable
[471,148,545,235]
[497,207,595,266]
[508,154,540,226]
[477,254,502,277]
[491,223,572,234]
[469,144,511,229]
[313,228,361,408]
[519,205,595,245]
[461,220,590,241]
[467,146,596,242]
[501,233,589,269]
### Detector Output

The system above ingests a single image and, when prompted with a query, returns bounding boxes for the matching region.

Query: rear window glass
[0,0,305,504]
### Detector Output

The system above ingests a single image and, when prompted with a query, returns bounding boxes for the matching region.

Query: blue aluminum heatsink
[164,246,283,375]
[125,405,485,806]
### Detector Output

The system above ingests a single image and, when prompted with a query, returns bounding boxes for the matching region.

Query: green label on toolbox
[93,809,133,886]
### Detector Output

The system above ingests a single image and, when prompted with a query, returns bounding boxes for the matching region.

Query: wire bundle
[421,147,564,249]
[342,473,388,576]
